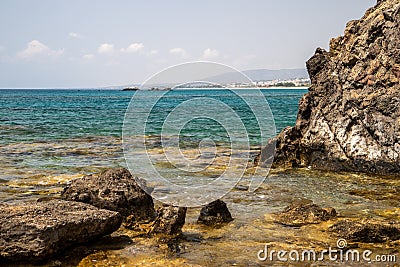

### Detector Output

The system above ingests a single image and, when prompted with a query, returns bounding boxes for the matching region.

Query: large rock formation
[265,0,400,174]
[0,200,122,262]
[62,168,155,223]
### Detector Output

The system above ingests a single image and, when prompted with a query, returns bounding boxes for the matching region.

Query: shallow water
[77,169,399,267]
[3,153,399,266]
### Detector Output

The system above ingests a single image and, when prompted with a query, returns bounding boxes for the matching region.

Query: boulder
[0,200,122,262]
[330,219,400,242]
[197,200,233,226]
[150,205,187,236]
[61,168,155,224]
[262,0,400,175]
[273,202,337,226]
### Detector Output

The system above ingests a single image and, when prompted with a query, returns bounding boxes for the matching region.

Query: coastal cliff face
[269,0,400,174]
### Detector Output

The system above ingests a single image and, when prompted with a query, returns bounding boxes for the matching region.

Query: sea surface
[1,88,399,266]
[0,88,303,201]
[0,88,301,143]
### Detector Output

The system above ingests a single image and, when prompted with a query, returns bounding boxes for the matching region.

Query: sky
[0,0,376,88]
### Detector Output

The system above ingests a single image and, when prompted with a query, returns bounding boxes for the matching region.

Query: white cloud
[202,48,219,60]
[121,43,144,53]
[169,47,188,58]
[96,42,155,57]
[69,32,85,39]
[97,43,115,54]
[0,46,5,52]
[17,40,64,59]
[82,54,95,60]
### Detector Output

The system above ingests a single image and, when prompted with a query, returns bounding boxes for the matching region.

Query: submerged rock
[150,205,187,236]
[61,168,155,223]
[197,200,233,226]
[0,200,122,262]
[330,219,400,242]
[262,0,400,174]
[273,202,337,226]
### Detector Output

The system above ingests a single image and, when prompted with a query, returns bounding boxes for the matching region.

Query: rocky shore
[262,0,400,175]
[0,168,234,263]
[1,167,399,264]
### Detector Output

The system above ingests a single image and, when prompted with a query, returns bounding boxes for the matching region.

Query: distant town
[123,78,311,90]
[227,77,311,88]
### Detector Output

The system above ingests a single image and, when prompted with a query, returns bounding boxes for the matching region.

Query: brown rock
[150,205,187,236]
[0,200,122,262]
[330,219,400,242]
[393,64,400,79]
[61,168,155,224]
[197,200,233,226]
[273,202,337,227]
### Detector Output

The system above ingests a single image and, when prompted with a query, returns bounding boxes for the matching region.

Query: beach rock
[330,220,400,242]
[197,200,233,226]
[273,202,337,226]
[262,0,400,175]
[61,168,155,223]
[150,205,187,236]
[0,200,122,262]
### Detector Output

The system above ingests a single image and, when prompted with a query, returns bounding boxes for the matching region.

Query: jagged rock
[150,205,187,236]
[0,200,122,262]
[61,168,155,224]
[273,202,337,226]
[262,0,400,175]
[330,219,400,242]
[197,200,233,226]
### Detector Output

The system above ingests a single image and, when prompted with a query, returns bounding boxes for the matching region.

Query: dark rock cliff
[266,0,400,174]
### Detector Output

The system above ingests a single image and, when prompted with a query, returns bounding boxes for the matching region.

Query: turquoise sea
[0,89,304,143]
[0,89,305,185]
